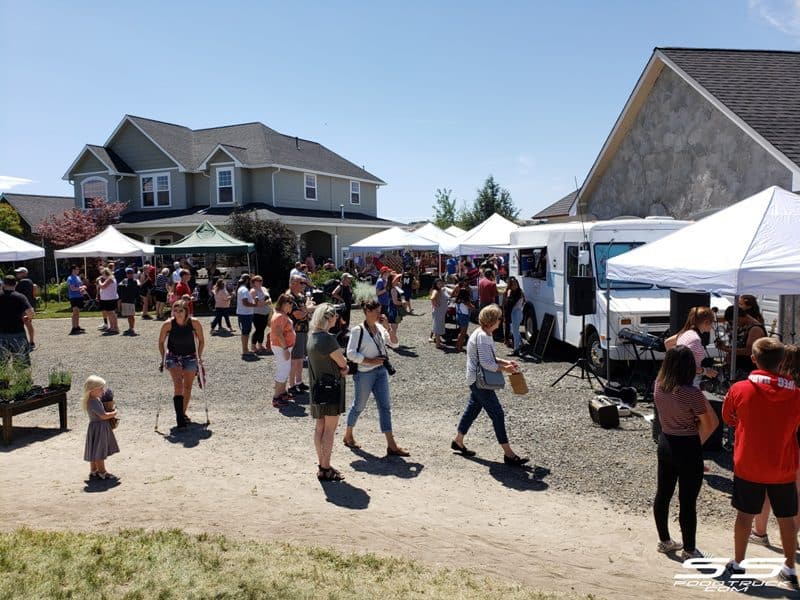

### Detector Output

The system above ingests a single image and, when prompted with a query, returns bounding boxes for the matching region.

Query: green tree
[0,204,23,236]
[432,188,457,228]
[459,175,519,230]
[226,210,297,294]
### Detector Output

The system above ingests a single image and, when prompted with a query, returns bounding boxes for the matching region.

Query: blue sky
[1,0,799,223]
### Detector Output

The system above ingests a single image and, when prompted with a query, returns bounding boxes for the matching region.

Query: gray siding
[247,168,274,204]
[72,152,107,174]
[273,170,378,216]
[585,68,793,220]
[109,121,179,171]
[117,177,138,212]
[168,172,188,210]
[189,173,210,208]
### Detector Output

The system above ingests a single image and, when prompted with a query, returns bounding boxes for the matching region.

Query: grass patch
[0,528,589,600]
[32,300,102,319]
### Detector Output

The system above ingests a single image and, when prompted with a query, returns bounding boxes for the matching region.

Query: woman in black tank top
[158,299,205,428]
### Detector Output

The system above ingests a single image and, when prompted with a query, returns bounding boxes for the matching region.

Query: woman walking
[269,293,296,407]
[504,277,525,356]
[97,268,119,334]
[209,277,233,333]
[451,304,527,464]
[454,278,474,352]
[653,345,718,559]
[158,298,205,428]
[430,278,448,349]
[308,304,349,481]
[250,275,272,353]
[344,299,409,456]
[153,267,169,319]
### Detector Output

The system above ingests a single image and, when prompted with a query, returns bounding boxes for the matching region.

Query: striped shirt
[677,328,705,385]
[466,328,500,385]
[654,381,707,436]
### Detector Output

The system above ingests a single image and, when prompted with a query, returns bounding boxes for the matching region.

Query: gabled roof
[73,115,386,184]
[62,144,135,179]
[0,193,75,232]
[532,189,578,219]
[577,48,800,212]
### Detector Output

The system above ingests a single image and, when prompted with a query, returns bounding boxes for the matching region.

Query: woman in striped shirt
[451,304,528,465]
[675,306,717,386]
[653,345,718,560]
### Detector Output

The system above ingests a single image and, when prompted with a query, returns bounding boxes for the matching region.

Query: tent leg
[730,299,739,380]
[54,255,61,302]
[247,253,251,274]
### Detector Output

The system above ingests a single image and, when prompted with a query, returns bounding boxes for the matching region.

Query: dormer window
[305,173,317,201]
[217,168,234,204]
[81,177,108,208]
[350,181,361,205]
[141,173,171,207]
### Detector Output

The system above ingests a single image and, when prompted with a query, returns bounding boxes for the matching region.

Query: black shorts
[69,297,84,309]
[99,299,118,311]
[140,282,152,296]
[732,476,798,517]
[152,290,167,303]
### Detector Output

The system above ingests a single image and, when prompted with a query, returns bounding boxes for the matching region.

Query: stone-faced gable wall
[585,68,792,220]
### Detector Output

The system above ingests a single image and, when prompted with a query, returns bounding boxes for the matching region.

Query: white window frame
[80,176,108,208]
[216,167,235,205]
[304,173,317,201]
[350,180,361,205]
[140,172,172,208]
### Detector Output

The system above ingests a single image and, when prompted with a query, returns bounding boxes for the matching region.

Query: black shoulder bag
[308,350,341,405]
[347,325,365,375]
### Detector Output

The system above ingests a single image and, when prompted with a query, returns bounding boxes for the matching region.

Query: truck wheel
[523,305,537,344]
[585,329,606,375]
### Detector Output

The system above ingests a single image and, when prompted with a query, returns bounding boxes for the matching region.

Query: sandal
[503,454,530,466]
[343,438,361,449]
[319,467,345,481]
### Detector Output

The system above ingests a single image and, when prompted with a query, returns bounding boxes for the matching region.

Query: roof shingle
[1,193,75,232]
[532,189,577,219]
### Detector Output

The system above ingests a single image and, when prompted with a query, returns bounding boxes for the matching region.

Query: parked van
[508,217,729,371]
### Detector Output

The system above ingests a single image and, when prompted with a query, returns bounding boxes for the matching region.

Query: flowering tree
[37,198,126,248]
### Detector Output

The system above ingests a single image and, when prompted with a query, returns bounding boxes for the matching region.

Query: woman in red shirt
[174,269,193,314]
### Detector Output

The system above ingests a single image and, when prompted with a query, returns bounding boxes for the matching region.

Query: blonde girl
[82,375,119,481]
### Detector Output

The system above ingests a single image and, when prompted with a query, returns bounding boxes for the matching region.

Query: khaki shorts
[120,303,136,317]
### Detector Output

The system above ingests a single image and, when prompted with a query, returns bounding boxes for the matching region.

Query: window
[593,242,652,289]
[141,173,171,207]
[350,181,360,205]
[520,247,547,280]
[304,173,317,200]
[81,177,108,208]
[217,168,234,204]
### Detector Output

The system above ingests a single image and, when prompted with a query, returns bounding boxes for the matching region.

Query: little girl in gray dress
[83,375,119,481]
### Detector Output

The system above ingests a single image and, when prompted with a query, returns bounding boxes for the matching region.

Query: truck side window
[520,247,547,279]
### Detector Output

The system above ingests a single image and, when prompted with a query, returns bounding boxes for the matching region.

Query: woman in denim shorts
[158,298,205,428]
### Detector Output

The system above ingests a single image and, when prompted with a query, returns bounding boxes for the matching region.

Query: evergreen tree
[432,188,457,229]
[460,175,519,230]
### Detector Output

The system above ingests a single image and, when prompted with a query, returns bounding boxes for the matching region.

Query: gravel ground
[18,306,735,526]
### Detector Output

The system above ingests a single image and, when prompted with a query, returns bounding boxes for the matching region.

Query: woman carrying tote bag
[451,304,528,466]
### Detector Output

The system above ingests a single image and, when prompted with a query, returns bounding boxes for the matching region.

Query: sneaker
[656,539,683,554]
[98,324,108,331]
[778,566,799,587]
[680,549,708,561]
[725,560,745,576]
[97,472,119,482]
[77,327,86,332]
[748,531,769,546]
[297,382,310,392]
[288,385,303,395]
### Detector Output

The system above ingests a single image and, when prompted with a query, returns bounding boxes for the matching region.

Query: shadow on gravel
[83,477,122,493]
[703,473,734,496]
[347,447,424,479]
[319,480,370,510]
[0,426,66,452]
[278,403,308,417]
[460,455,550,491]
[162,424,214,448]
[209,329,235,338]
[392,345,418,358]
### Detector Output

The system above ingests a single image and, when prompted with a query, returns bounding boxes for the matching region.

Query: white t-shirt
[236,285,254,315]
[172,269,182,284]
[99,278,118,301]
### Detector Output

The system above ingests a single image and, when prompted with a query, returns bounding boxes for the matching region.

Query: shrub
[226,211,296,294]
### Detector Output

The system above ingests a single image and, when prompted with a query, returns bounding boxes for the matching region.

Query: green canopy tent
[153,220,255,273]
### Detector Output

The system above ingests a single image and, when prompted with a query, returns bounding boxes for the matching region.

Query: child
[210,277,233,333]
[83,375,120,481]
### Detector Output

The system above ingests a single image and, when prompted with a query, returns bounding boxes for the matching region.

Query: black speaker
[670,289,710,335]
[568,276,596,316]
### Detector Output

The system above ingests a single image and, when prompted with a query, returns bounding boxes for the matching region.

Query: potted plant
[48,364,73,391]
[0,355,33,403]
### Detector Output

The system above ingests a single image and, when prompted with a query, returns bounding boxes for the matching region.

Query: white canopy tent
[349,226,439,252]
[54,225,155,258]
[444,225,466,237]
[606,185,800,377]
[439,213,519,255]
[413,222,454,245]
[0,230,45,261]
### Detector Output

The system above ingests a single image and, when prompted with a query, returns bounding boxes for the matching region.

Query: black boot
[173,395,186,428]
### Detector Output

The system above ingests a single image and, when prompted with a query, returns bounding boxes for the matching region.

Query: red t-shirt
[175,281,193,314]
[477,277,498,306]
[722,370,800,483]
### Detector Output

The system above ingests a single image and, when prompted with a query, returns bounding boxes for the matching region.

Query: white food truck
[509,217,730,371]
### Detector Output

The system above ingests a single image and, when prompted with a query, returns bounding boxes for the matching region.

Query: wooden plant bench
[0,389,68,445]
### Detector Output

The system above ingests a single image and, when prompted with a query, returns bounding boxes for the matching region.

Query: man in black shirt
[13,267,35,349]
[117,267,140,336]
[0,275,34,365]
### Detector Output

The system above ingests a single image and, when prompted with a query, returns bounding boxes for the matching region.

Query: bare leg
[777,516,797,570]
[753,497,771,536]
[290,358,303,387]
[96,458,106,474]
[72,306,80,329]
[314,418,325,465]
[385,431,407,453]
[734,511,754,563]
[320,416,339,469]
[25,321,34,345]
[343,425,358,447]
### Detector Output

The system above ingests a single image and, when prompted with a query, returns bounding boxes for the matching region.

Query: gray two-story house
[63,115,395,263]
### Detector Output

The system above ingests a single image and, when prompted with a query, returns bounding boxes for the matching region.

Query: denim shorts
[164,352,198,372]
[237,314,254,335]
[457,313,470,328]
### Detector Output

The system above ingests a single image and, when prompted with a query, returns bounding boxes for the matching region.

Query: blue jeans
[210,307,231,330]
[347,367,393,432]
[457,383,508,444]
[511,307,523,350]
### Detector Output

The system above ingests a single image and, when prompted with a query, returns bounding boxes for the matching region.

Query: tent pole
[247,252,251,274]
[730,299,739,381]
[54,255,61,302]
[41,241,47,308]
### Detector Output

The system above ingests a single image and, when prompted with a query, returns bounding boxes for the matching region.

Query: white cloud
[749,0,800,37]
[0,175,34,192]
[516,154,536,175]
